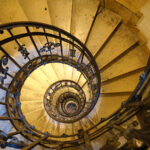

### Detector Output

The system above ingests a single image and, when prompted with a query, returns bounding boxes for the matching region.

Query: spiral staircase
[0,0,150,150]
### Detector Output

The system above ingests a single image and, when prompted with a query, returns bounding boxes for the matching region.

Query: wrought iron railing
[0,21,149,149]
[0,22,100,149]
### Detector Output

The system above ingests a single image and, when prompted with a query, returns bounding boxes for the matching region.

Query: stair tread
[21,88,45,97]
[86,8,121,56]
[106,0,134,24]
[96,24,138,69]
[21,102,43,114]
[101,69,143,93]
[116,0,146,13]
[35,115,48,132]
[101,46,149,82]
[24,109,45,124]
[40,64,58,85]
[0,0,28,23]
[51,63,65,80]
[47,0,72,32]
[23,76,46,91]
[29,68,51,88]
[18,0,51,24]
[89,95,129,123]
[70,0,99,43]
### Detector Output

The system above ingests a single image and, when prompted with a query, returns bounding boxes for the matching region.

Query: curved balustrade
[44,80,86,123]
[0,22,149,149]
[0,22,100,149]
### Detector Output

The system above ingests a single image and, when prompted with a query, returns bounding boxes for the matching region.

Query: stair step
[18,0,51,24]
[40,63,58,85]
[10,26,42,59]
[48,120,58,135]
[63,124,74,136]
[51,63,65,80]
[0,0,28,23]
[46,119,56,135]
[23,76,45,91]
[35,115,48,132]
[24,109,45,125]
[91,94,129,122]
[86,8,121,56]
[47,0,72,32]
[70,0,99,43]
[21,101,43,114]
[0,1,148,148]
[101,69,143,93]
[24,108,44,118]
[43,117,50,133]
[14,33,41,59]
[96,24,138,69]
[21,88,45,100]
[47,0,72,51]
[0,0,47,58]
[106,0,138,24]
[101,45,149,82]
[80,117,94,130]
[116,0,146,13]
[28,67,51,89]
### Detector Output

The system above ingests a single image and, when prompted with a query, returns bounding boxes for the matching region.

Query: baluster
[59,32,63,58]
[26,26,42,60]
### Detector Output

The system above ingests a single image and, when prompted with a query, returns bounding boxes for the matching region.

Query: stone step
[101,45,148,82]
[96,24,138,70]
[89,94,129,124]
[86,8,121,56]
[23,76,45,92]
[70,0,99,43]
[101,69,143,93]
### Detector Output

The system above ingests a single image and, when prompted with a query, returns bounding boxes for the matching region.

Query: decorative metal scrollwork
[40,42,60,53]
[0,55,8,85]
[18,44,29,59]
